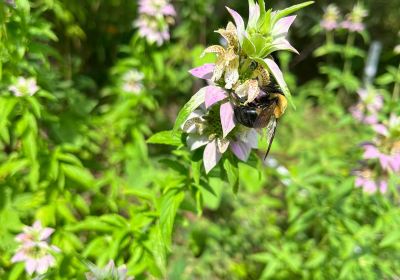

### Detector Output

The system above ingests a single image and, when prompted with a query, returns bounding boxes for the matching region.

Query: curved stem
[343,32,356,74]
[392,62,400,102]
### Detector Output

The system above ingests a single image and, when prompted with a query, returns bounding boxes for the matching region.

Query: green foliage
[0,0,399,279]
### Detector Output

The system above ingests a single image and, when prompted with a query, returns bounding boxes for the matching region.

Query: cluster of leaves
[0,0,399,279]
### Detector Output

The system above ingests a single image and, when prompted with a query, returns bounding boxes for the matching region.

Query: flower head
[363,115,400,173]
[341,3,368,32]
[182,102,257,173]
[354,169,387,194]
[8,77,39,97]
[11,221,59,276]
[134,0,175,46]
[121,70,144,94]
[320,4,341,31]
[350,88,383,125]
[85,260,134,280]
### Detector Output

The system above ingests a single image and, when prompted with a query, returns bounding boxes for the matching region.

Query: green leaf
[147,130,183,146]
[159,189,184,250]
[380,231,400,248]
[272,1,314,24]
[224,157,239,193]
[173,87,206,131]
[61,164,95,188]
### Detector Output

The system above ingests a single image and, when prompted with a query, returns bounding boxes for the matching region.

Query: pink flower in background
[355,170,387,194]
[8,77,39,97]
[134,0,175,46]
[320,4,341,31]
[350,88,383,125]
[121,70,144,94]
[341,3,368,32]
[12,221,60,275]
[362,115,400,173]
[85,260,134,280]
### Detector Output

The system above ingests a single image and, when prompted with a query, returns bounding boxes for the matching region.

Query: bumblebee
[233,80,287,160]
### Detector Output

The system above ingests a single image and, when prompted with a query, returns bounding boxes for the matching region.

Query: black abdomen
[234,106,257,128]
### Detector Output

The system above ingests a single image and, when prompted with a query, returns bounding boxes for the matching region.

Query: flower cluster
[320,3,368,33]
[134,0,176,46]
[182,0,312,173]
[85,260,134,280]
[354,115,400,194]
[121,70,144,94]
[395,32,400,55]
[349,87,383,125]
[11,221,60,276]
[320,4,341,31]
[341,3,368,32]
[8,77,39,97]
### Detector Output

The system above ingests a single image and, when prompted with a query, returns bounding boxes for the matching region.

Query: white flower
[8,77,39,97]
[121,70,144,94]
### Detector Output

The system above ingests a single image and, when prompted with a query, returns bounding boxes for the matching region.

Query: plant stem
[393,62,400,102]
[326,32,334,65]
[343,32,356,74]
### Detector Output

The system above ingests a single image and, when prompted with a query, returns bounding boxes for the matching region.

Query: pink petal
[220,102,236,138]
[39,228,54,240]
[273,38,299,54]
[264,58,289,95]
[26,258,38,275]
[355,177,365,188]
[273,15,296,36]
[364,180,377,194]
[226,7,245,42]
[379,181,388,194]
[189,64,215,79]
[372,124,389,136]
[363,145,380,159]
[203,140,222,174]
[390,154,400,172]
[11,251,27,263]
[205,86,227,108]
[230,141,251,161]
[33,221,42,230]
[379,155,391,171]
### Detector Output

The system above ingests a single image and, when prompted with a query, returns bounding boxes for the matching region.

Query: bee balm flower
[341,3,368,32]
[320,4,341,31]
[121,70,144,94]
[8,77,39,97]
[134,0,175,46]
[11,221,60,276]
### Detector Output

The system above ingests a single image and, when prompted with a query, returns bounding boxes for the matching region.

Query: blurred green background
[0,0,399,279]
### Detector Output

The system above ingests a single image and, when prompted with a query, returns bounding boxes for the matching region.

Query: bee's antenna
[264,119,278,161]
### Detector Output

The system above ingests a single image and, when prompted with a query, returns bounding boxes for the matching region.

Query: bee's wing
[264,116,278,161]
[253,105,275,128]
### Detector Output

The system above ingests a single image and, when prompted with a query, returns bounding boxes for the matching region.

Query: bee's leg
[264,119,278,161]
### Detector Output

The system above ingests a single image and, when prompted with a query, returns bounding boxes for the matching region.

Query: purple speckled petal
[220,102,236,138]
[205,86,227,108]
[203,140,222,174]
[189,64,215,79]
[230,141,251,161]
[226,7,245,42]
